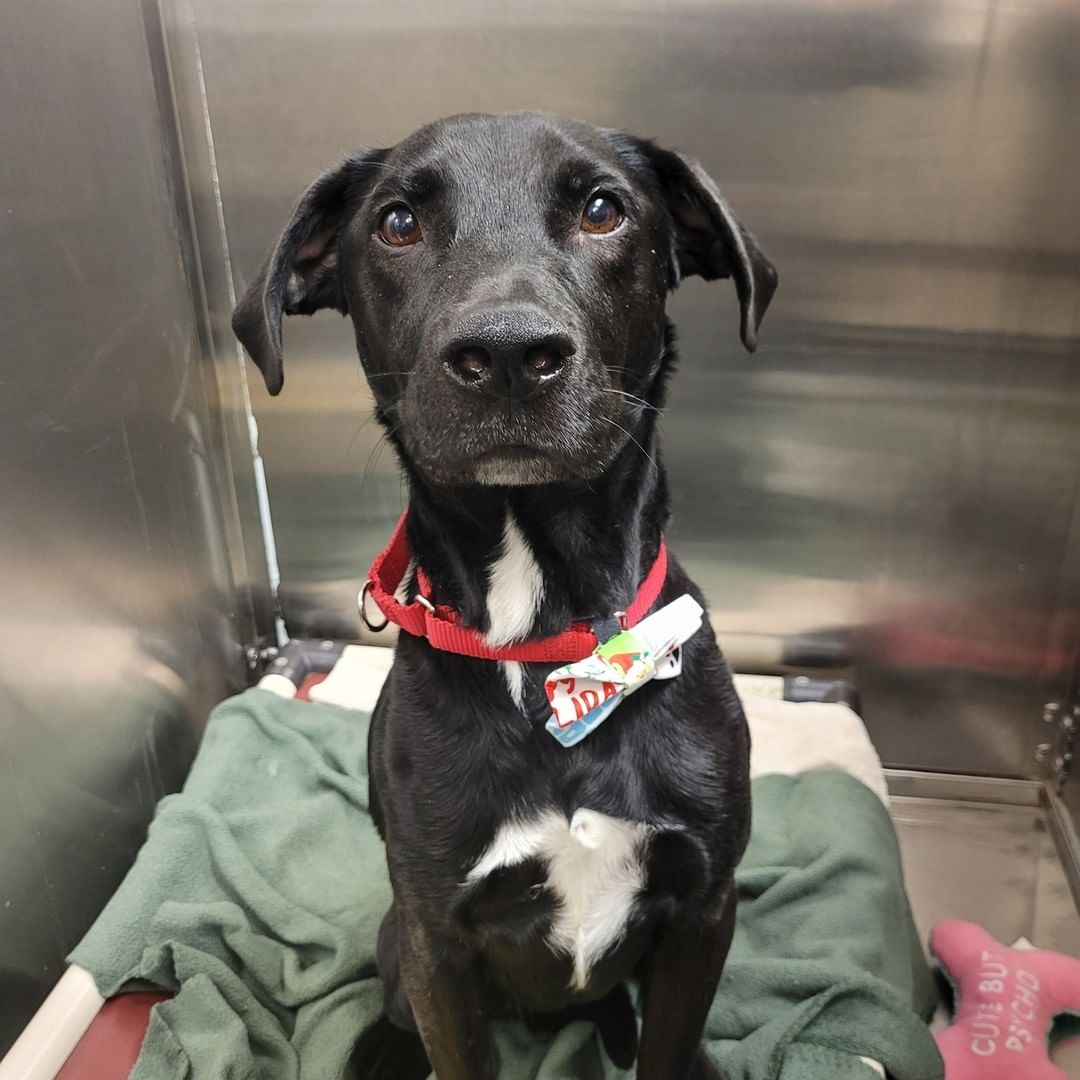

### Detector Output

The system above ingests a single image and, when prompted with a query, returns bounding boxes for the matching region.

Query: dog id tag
[544,594,704,748]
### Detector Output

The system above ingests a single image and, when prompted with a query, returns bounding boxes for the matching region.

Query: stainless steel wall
[0,0,270,1049]
[189,0,1080,782]
[188,0,1080,781]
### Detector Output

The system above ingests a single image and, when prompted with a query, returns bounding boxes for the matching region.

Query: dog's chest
[462,511,655,987]
[467,808,651,989]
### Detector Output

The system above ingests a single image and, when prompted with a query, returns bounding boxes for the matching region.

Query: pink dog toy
[930,919,1080,1079]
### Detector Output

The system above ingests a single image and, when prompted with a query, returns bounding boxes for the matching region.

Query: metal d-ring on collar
[358,579,389,633]
[359,577,434,633]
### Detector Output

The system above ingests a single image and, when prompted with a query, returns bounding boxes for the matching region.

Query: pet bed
[69,662,943,1079]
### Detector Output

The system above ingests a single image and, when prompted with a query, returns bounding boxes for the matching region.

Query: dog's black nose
[442,307,575,398]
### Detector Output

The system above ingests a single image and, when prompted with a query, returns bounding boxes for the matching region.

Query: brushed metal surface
[893,797,1080,958]
[892,796,1080,1075]
[0,0,258,1051]
[194,0,1080,779]
[1068,777,1080,867]
[885,770,1043,808]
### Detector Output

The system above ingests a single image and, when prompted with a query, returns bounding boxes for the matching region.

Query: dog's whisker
[347,395,407,461]
[363,439,389,486]
[600,415,658,472]
[361,418,404,487]
[347,413,381,459]
[604,388,661,414]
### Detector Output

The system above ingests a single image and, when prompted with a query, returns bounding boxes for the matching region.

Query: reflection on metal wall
[0,0,264,1049]
[190,0,1079,778]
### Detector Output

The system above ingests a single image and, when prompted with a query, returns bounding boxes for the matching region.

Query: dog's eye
[378,205,423,247]
[581,193,623,235]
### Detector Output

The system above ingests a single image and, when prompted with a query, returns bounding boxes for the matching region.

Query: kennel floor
[890,789,1080,1075]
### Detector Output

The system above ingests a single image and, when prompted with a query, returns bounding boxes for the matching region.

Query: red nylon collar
[360,513,668,663]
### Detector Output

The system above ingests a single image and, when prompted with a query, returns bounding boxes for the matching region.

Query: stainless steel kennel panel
[188,0,1080,781]
[0,0,267,1050]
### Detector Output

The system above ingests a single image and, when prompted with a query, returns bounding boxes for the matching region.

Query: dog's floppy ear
[611,135,778,352]
[231,150,386,395]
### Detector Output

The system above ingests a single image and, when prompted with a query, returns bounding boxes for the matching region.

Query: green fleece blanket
[71,689,942,1080]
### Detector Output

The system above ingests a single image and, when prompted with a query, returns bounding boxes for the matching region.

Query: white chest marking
[485,512,545,710]
[500,660,526,709]
[467,809,651,989]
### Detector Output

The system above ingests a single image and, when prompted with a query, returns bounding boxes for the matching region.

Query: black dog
[233,112,776,1079]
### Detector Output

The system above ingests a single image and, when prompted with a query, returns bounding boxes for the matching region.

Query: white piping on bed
[0,965,104,1080]
[256,672,299,698]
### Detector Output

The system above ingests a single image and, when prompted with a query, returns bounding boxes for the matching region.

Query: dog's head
[233,112,776,486]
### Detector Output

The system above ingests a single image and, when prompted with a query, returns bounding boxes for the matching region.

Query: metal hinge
[244,643,281,674]
[1039,701,1077,792]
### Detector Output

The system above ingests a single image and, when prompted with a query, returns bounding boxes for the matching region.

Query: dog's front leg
[637,884,737,1080]
[396,902,498,1080]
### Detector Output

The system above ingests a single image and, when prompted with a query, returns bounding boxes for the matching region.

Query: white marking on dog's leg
[485,512,544,710]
